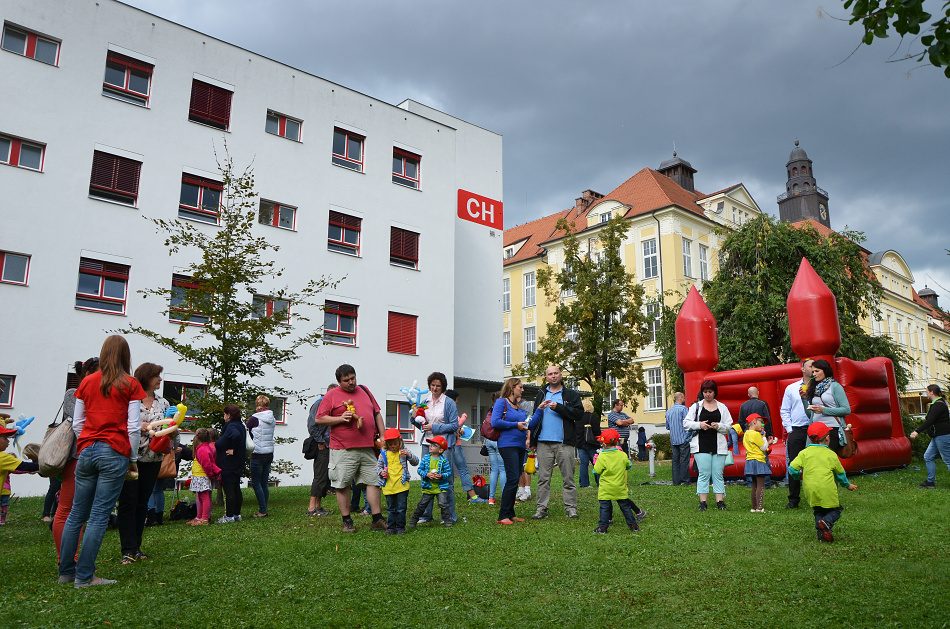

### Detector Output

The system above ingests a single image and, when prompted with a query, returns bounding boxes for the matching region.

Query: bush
[902,411,930,461]
[651,432,671,458]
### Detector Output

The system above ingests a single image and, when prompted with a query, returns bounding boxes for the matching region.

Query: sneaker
[699,501,708,512]
[75,577,117,588]
[408,519,418,528]
[566,510,578,519]
[756,509,766,513]
[120,555,135,566]
[635,509,647,523]
[341,519,356,533]
[359,508,372,516]
[251,512,268,518]
[751,509,758,513]
[305,508,317,516]
[469,497,488,504]
[232,515,242,522]
[58,574,75,584]
[717,501,727,511]
[918,481,936,489]
[785,502,799,509]
[194,519,209,525]
[629,522,640,532]
[186,518,200,526]
[396,528,407,535]
[370,519,388,532]
[417,518,431,525]
[443,521,453,528]
[488,498,497,505]
[593,526,608,534]
[313,508,331,517]
[816,518,834,542]
[216,516,234,524]
[531,510,548,520]
[384,528,396,535]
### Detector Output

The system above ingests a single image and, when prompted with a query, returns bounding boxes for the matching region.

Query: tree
[524,214,649,414]
[839,0,950,77]
[656,215,911,392]
[120,145,341,477]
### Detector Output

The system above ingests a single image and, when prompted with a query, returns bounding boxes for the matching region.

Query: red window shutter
[388,312,417,354]
[404,232,419,261]
[329,211,362,230]
[190,81,232,127]
[91,151,141,196]
[209,86,232,126]
[391,228,419,261]
[189,81,212,118]
[114,158,141,195]
[182,175,223,190]
[106,51,153,74]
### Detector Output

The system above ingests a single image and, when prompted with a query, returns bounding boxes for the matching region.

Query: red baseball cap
[0,424,17,438]
[598,428,620,444]
[427,436,448,450]
[383,428,401,441]
[807,422,832,439]
[745,413,764,424]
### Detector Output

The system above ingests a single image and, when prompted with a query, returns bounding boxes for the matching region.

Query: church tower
[777,140,830,228]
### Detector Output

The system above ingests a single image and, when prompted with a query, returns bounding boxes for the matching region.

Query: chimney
[575,189,604,213]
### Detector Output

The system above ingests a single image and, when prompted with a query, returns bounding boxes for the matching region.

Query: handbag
[480,406,503,441]
[838,424,858,459]
[584,424,599,446]
[302,436,320,460]
[246,430,255,454]
[157,451,177,479]
[479,444,489,457]
[38,403,76,478]
[724,450,735,467]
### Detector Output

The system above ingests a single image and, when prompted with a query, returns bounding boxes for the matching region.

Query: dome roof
[788,139,809,163]
[658,151,694,172]
[919,286,938,298]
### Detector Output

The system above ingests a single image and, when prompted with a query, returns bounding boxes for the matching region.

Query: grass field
[4,461,949,629]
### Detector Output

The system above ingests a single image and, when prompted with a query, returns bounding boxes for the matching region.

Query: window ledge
[178,215,221,228]
[392,180,421,191]
[188,119,231,133]
[266,132,302,143]
[88,195,137,209]
[101,92,149,108]
[1,162,42,173]
[389,263,420,271]
[332,161,364,174]
[325,341,359,348]
[328,248,361,258]
[0,280,27,287]
[75,306,126,316]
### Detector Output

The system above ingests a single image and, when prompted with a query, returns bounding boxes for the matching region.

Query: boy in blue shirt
[408,436,454,528]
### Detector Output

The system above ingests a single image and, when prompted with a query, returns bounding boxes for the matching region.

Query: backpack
[169,500,197,521]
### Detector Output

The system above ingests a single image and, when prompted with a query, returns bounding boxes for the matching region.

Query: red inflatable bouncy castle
[675,258,911,477]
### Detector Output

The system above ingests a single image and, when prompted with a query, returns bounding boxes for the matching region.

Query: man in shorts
[315,364,387,532]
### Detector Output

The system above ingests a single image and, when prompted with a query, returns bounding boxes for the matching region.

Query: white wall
[0,0,501,495]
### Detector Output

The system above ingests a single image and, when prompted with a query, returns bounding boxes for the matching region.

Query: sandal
[134,551,148,560]
[251,512,268,518]
[120,555,136,565]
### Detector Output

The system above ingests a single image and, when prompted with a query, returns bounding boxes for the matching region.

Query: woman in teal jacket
[804,359,851,455]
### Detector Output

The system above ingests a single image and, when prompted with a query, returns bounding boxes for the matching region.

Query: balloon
[12,414,35,449]
[149,403,188,437]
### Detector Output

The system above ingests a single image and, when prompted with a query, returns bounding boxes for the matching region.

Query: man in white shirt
[780,359,813,509]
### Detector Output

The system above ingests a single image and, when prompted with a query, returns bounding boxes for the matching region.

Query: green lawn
[5,461,949,628]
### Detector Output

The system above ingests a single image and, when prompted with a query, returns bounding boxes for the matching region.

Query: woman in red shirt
[58,335,145,588]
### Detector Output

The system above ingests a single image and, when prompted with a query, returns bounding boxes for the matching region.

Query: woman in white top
[683,379,733,511]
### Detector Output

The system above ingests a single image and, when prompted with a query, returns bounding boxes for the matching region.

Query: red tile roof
[912,287,950,329]
[503,208,574,266]
[595,168,708,220]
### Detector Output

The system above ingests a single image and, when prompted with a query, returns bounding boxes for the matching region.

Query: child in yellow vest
[788,422,857,542]
[376,428,419,534]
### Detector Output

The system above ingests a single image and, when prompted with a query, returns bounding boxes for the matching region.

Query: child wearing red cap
[376,428,419,534]
[742,414,777,513]
[592,429,645,533]
[408,436,453,528]
[787,422,857,542]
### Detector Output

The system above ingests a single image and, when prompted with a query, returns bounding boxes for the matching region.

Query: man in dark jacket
[528,365,584,519]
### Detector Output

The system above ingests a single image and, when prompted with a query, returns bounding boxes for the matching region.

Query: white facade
[0,0,502,495]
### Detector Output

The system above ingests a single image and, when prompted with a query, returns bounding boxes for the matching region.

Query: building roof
[503,208,574,266]
[912,286,950,329]
[594,167,709,221]
[788,140,809,164]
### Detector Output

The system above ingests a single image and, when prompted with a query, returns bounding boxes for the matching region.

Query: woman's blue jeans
[577,445,598,487]
[924,434,950,483]
[147,480,166,514]
[485,439,506,499]
[249,456,273,514]
[58,442,130,582]
[693,452,726,497]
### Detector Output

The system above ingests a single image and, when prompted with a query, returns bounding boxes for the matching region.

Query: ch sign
[457,189,503,230]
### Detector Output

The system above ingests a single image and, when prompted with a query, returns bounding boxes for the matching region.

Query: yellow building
[503,154,761,424]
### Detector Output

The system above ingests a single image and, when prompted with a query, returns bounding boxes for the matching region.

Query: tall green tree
[839,0,950,77]
[524,214,649,414]
[120,146,340,475]
[656,215,911,392]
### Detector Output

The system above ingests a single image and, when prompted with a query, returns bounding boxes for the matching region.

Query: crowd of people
[2,344,949,587]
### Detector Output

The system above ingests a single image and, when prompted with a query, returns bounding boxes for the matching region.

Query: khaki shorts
[328,448,378,489]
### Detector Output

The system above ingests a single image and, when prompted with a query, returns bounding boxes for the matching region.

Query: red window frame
[1,24,60,66]
[169,274,209,326]
[265,111,301,141]
[385,400,415,442]
[258,200,296,231]
[390,227,419,269]
[332,128,364,171]
[392,148,420,189]
[179,175,222,224]
[188,80,232,130]
[0,251,30,285]
[75,258,129,315]
[269,396,287,425]
[162,381,206,430]
[89,150,141,205]
[0,374,13,407]
[102,52,153,106]
[327,211,362,255]
[0,133,45,171]
[387,312,418,355]
[324,301,358,346]
[251,295,290,324]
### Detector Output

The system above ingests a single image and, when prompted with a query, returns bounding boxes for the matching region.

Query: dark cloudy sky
[123,0,950,297]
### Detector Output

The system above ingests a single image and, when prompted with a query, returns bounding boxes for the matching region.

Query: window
[162,381,206,423]
[523,272,536,307]
[562,262,576,298]
[258,200,296,230]
[332,128,364,171]
[390,227,419,269]
[102,52,152,106]
[607,375,619,403]
[642,239,658,279]
[682,238,692,277]
[566,325,579,343]
[502,278,510,312]
[0,133,45,171]
[699,245,709,281]
[75,258,129,314]
[896,319,904,344]
[716,201,724,212]
[732,207,738,223]
[1,24,59,65]
[504,247,514,260]
[392,148,420,189]
[503,331,511,366]
[169,274,209,325]
[188,80,232,130]
[0,251,29,285]
[251,295,290,324]
[324,301,357,345]
[179,175,222,224]
[525,326,536,356]
[265,111,301,142]
[89,151,141,205]
[647,368,663,410]
[600,212,611,223]
[646,303,660,345]
[385,400,415,441]
[327,211,361,255]
[0,375,13,407]
[269,396,287,424]
[387,312,418,355]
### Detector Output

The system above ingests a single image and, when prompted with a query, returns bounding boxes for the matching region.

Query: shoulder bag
[38,406,76,477]
[481,405,503,442]
[302,436,320,460]
[157,451,178,479]
[838,423,858,459]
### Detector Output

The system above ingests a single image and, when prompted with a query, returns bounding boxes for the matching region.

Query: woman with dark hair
[683,379,733,511]
[576,398,601,489]
[637,427,648,461]
[910,384,950,488]
[491,378,530,525]
[215,404,247,523]
[116,363,168,564]
[59,336,146,587]
[804,359,851,455]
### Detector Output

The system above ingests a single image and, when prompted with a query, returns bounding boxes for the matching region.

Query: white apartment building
[0,0,503,495]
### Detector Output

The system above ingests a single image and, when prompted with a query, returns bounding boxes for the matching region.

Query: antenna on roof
[672,140,676,157]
